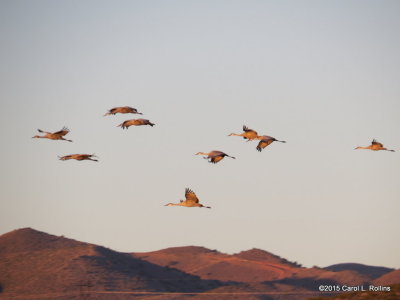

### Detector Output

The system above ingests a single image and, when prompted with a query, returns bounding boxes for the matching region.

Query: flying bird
[58,154,98,161]
[196,150,235,164]
[104,106,142,116]
[229,125,259,141]
[256,136,286,152]
[117,119,155,129]
[355,139,394,152]
[32,127,72,142]
[165,188,211,208]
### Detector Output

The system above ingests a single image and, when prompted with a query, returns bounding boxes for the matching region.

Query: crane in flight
[229,125,259,141]
[256,135,286,152]
[196,150,235,164]
[117,119,155,129]
[104,106,142,116]
[355,139,394,152]
[58,154,98,162]
[165,188,211,208]
[32,127,72,142]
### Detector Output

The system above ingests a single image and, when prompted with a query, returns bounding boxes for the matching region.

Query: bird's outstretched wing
[210,156,224,163]
[185,188,199,203]
[243,125,254,132]
[209,151,224,157]
[256,139,274,152]
[54,127,70,136]
[37,129,50,134]
[372,139,383,147]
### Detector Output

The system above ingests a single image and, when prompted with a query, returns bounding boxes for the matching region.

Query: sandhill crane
[117,119,155,129]
[58,154,98,161]
[196,150,235,164]
[256,136,286,152]
[32,127,72,142]
[355,139,395,152]
[165,188,211,208]
[104,106,142,116]
[229,125,259,141]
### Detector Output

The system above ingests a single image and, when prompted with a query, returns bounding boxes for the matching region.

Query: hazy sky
[1,0,399,269]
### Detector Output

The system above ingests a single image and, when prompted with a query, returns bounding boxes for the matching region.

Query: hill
[374,270,400,286]
[133,247,375,287]
[0,228,221,298]
[133,246,299,282]
[0,228,398,299]
[324,263,394,280]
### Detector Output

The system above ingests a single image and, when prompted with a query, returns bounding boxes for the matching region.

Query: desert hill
[324,263,394,280]
[133,247,375,286]
[0,228,397,299]
[133,246,299,282]
[0,228,221,298]
[374,270,400,286]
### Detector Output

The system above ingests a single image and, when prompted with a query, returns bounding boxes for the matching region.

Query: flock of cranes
[33,105,395,209]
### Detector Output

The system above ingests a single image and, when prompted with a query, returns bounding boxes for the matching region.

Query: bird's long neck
[229,133,242,137]
[196,152,209,156]
[355,146,369,150]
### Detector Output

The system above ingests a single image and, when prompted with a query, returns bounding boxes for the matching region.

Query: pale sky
[1,0,399,269]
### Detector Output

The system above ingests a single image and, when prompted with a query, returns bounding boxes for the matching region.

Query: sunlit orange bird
[196,150,235,164]
[229,125,259,141]
[58,154,98,161]
[256,135,286,152]
[117,119,155,129]
[355,139,394,152]
[104,106,142,116]
[165,188,211,208]
[32,127,72,142]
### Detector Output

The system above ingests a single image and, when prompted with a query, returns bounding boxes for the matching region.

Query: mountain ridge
[0,228,397,300]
